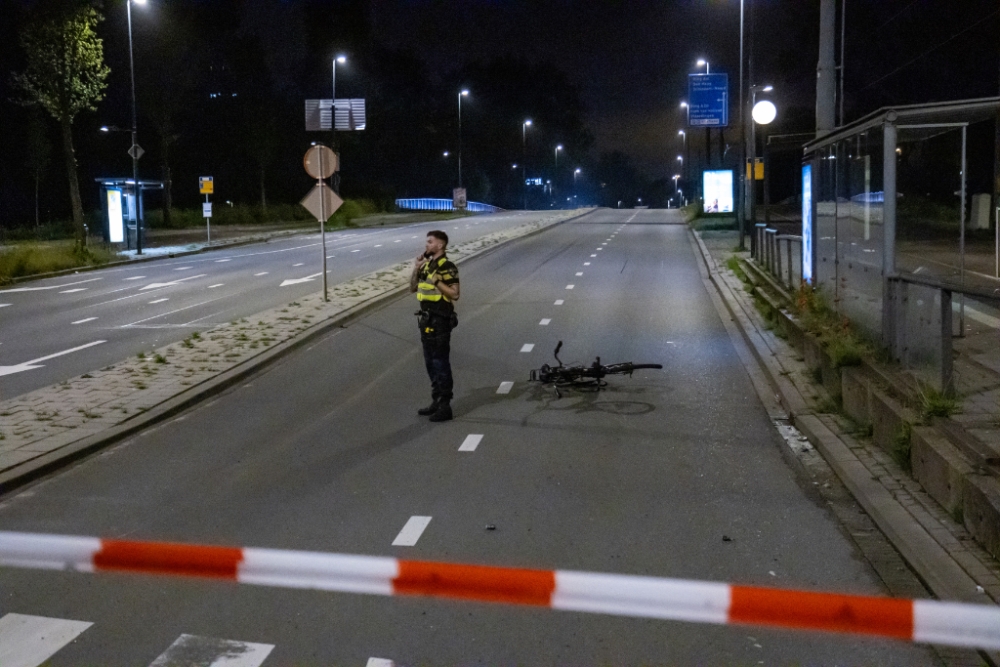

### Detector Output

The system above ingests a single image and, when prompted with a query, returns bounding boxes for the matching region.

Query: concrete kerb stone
[688,228,998,610]
[0,210,591,495]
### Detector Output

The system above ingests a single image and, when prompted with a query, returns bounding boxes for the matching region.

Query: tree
[13,6,110,247]
[24,112,52,230]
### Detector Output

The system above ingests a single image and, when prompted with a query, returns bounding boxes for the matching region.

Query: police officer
[410,230,460,422]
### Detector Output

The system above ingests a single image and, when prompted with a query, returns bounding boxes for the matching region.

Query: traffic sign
[299,182,343,222]
[303,145,338,179]
[199,176,214,194]
[688,74,729,127]
[453,188,467,210]
[203,202,213,218]
[746,158,764,181]
[127,144,145,160]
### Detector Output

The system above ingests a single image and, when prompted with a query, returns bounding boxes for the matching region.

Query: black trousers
[420,324,453,402]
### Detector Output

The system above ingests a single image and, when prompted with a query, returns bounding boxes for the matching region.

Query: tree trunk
[259,164,267,210]
[34,171,40,230]
[60,118,86,247]
[162,164,173,228]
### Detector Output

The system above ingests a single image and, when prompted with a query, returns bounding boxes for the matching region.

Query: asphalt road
[0,211,547,401]
[0,208,936,665]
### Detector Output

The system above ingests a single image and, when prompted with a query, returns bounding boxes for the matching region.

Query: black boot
[428,401,453,422]
[418,398,441,416]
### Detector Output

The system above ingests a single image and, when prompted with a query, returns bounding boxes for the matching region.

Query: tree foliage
[13,6,110,124]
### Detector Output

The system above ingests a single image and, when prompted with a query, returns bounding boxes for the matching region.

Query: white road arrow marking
[0,304,10,308]
[280,272,323,287]
[0,340,107,377]
[139,274,206,291]
[0,277,102,293]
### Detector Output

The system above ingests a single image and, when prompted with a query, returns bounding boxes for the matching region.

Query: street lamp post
[749,87,776,255]
[126,0,146,253]
[331,55,346,194]
[522,120,532,209]
[678,130,687,187]
[458,89,469,189]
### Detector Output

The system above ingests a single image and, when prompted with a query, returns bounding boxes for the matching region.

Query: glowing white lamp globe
[752,100,777,125]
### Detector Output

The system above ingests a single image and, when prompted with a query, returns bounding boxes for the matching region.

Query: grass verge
[0,243,123,284]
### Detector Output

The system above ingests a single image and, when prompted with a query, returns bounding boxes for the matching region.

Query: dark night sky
[2,0,1000,222]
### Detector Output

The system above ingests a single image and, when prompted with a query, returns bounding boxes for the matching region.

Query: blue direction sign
[688,73,729,127]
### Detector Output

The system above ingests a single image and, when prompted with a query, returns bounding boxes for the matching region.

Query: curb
[687,229,993,608]
[0,210,594,495]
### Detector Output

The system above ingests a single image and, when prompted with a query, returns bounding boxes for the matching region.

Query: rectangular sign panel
[688,73,729,127]
[305,99,367,131]
[452,187,467,210]
[107,188,124,243]
[802,164,814,284]
[203,202,213,218]
[702,170,733,214]
[199,176,213,194]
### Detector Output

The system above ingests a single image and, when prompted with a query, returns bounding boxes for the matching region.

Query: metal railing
[753,223,803,293]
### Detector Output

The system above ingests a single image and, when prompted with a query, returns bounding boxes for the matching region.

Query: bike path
[0,209,935,665]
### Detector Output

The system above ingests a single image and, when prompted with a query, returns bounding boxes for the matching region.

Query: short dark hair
[427,230,449,246]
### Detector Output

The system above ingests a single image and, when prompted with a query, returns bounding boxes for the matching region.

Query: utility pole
[738,0,746,250]
[816,0,837,137]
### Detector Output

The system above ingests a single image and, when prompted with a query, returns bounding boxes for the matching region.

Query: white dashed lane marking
[374,244,382,247]
[497,381,514,394]
[149,298,169,304]
[539,318,551,325]
[590,254,597,257]
[0,613,93,667]
[254,272,269,276]
[575,272,583,276]
[148,634,274,667]
[520,343,535,352]
[59,288,88,294]
[554,299,564,305]
[367,659,396,667]
[584,262,590,265]
[208,284,224,289]
[173,266,193,271]
[392,516,432,546]
[566,285,575,290]
[215,259,231,263]
[0,304,10,308]
[125,276,146,280]
[352,250,361,253]
[71,317,97,325]
[293,263,304,267]
[459,434,483,452]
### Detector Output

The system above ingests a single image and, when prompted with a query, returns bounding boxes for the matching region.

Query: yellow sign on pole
[199,176,214,194]
[745,159,764,181]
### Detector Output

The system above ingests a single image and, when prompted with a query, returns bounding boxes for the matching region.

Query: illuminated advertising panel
[702,170,733,214]
[802,164,813,284]
[107,188,124,243]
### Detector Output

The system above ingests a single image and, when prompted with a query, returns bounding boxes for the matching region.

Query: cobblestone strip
[0,211,579,474]
[699,232,1000,608]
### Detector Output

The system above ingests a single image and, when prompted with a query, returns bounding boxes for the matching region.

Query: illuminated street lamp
[748,85,777,233]
[554,144,563,168]
[696,59,709,74]
[458,89,469,188]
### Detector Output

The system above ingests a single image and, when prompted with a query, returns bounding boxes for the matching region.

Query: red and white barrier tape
[0,531,997,650]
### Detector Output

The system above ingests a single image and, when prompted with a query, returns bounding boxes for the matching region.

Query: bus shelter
[95,178,163,250]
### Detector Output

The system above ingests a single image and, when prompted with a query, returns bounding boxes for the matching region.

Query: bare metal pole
[127,0,142,254]
[738,0,746,250]
[960,124,967,335]
[458,92,463,189]
[319,148,328,303]
[816,0,837,136]
[838,0,846,126]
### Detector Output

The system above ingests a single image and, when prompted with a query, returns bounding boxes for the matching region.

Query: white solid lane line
[0,613,93,667]
[149,298,169,304]
[59,288,88,294]
[540,319,551,325]
[254,272,269,276]
[566,285,575,290]
[0,277,102,293]
[148,634,274,667]
[392,516,432,546]
[71,317,98,325]
[554,300,564,305]
[124,276,146,280]
[459,434,483,452]
[497,381,514,394]
[0,340,107,377]
[208,284,224,289]
[520,343,535,352]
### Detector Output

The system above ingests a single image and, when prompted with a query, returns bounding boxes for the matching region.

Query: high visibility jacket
[416,255,459,306]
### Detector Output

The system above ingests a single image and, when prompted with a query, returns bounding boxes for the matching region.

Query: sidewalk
[0,211,581,491]
[693,228,1000,666]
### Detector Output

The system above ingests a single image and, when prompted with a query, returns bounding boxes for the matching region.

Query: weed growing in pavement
[191,332,201,340]
[892,421,913,471]
[815,397,840,414]
[289,302,300,307]
[80,373,93,379]
[137,352,146,360]
[154,354,168,364]
[793,285,870,369]
[918,386,960,422]
[77,408,100,419]
[0,432,5,440]
[181,339,194,349]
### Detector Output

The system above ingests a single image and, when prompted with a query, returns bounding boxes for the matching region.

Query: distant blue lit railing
[396,198,503,214]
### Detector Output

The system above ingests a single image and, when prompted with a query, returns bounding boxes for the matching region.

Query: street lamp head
[678,130,685,136]
[100,126,110,132]
[677,155,683,161]
[752,100,777,125]
[443,151,449,157]
[696,59,706,66]
[680,101,688,109]
[460,89,469,96]
[556,145,563,151]
[132,0,147,5]
[524,119,532,126]
[762,85,773,92]
[336,55,347,64]
[512,163,518,169]
[574,168,581,174]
